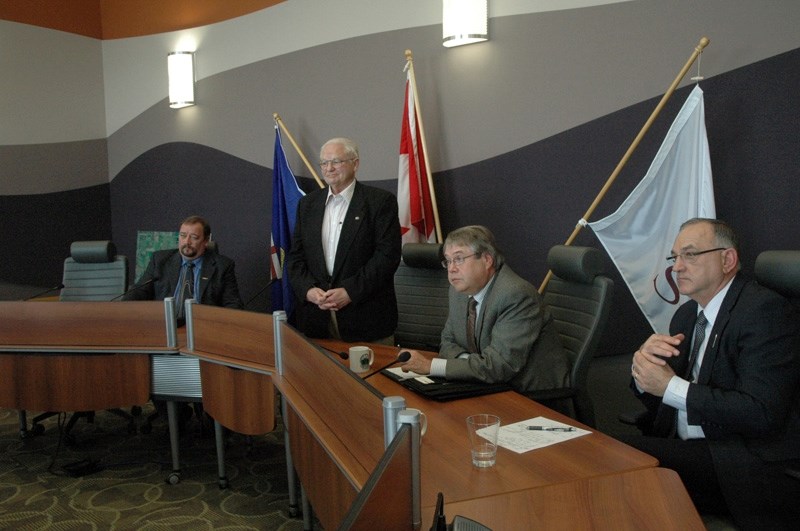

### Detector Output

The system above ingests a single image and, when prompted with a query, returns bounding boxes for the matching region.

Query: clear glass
[466,414,500,468]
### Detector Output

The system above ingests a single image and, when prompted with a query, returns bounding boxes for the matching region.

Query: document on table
[497,416,590,453]
[385,367,427,381]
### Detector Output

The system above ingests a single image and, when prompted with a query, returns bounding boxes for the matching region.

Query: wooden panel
[0,353,150,411]
[285,404,358,529]
[0,1,286,40]
[190,305,274,369]
[0,301,169,350]
[341,425,414,530]
[420,468,704,530]
[199,361,275,435]
[280,324,386,476]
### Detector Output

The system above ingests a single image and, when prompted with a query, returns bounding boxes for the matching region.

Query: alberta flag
[589,85,715,334]
[270,125,305,315]
[398,70,436,245]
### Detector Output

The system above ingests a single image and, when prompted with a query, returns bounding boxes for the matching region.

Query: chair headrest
[207,240,218,254]
[547,245,606,284]
[402,243,444,269]
[70,240,117,263]
[755,250,800,298]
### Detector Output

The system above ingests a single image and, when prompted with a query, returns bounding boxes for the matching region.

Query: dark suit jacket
[286,181,401,342]
[638,275,800,525]
[124,248,243,309]
[440,264,570,393]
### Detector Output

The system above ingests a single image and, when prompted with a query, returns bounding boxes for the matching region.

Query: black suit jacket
[124,248,243,309]
[286,181,401,342]
[639,275,800,524]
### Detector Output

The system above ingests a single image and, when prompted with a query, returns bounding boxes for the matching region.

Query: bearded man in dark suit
[124,215,242,311]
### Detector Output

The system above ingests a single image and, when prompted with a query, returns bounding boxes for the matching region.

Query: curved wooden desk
[0,301,173,413]
[316,339,658,507]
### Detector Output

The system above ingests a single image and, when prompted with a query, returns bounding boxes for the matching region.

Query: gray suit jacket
[440,263,570,393]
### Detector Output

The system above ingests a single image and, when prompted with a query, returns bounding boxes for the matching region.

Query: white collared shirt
[664,277,734,439]
[321,180,356,275]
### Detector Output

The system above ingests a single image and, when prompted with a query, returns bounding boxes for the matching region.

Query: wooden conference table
[1,302,701,528]
[0,301,175,420]
[315,340,663,503]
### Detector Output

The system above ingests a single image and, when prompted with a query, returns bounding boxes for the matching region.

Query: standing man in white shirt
[286,138,401,343]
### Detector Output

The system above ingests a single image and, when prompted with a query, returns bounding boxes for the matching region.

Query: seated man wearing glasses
[400,225,569,394]
[286,137,401,343]
[626,218,800,529]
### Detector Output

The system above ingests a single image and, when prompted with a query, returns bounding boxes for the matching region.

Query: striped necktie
[466,297,478,353]
[684,311,707,380]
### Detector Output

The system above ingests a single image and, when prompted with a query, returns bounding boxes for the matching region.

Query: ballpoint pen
[526,426,576,432]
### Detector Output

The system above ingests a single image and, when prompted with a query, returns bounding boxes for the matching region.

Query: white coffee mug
[405,408,428,437]
[349,346,374,373]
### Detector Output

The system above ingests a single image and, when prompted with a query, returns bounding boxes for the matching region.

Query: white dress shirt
[663,277,733,439]
[321,180,355,275]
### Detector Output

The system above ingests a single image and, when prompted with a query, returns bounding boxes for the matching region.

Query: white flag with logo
[589,85,716,334]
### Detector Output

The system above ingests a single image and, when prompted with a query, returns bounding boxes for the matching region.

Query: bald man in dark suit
[286,137,401,343]
[627,218,800,529]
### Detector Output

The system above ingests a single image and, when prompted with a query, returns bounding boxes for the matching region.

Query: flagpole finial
[696,37,710,53]
[405,49,413,61]
[273,112,281,121]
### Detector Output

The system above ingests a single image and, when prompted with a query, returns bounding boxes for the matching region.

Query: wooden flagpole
[538,36,710,293]
[405,49,444,243]
[273,112,325,189]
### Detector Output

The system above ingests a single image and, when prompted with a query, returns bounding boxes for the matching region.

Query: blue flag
[270,125,305,315]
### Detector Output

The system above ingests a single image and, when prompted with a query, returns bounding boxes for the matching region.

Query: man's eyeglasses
[666,247,726,264]
[318,158,357,169]
[442,253,480,269]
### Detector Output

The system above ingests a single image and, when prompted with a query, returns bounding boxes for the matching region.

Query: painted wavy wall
[3,0,799,353]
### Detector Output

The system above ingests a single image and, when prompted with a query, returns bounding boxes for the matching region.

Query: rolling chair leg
[165,400,181,485]
[214,419,228,489]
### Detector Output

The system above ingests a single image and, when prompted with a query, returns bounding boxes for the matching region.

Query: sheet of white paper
[384,367,425,380]
[497,416,590,454]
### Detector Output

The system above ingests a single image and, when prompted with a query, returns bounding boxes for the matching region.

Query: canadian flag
[398,71,436,245]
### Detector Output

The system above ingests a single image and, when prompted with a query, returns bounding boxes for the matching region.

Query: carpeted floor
[0,404,305,530]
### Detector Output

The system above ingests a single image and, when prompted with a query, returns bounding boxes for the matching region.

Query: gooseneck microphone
[109,277,156,301]
[363,351,411,379]
[318,345,348,360]
[24,283,64,300]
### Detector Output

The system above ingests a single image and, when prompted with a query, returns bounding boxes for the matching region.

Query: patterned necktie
[176,262,195,320]
[466,297,478,353]
[684,311,707,380]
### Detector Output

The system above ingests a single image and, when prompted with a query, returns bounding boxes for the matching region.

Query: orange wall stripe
[0,0,103,39]
[0,0,285,39]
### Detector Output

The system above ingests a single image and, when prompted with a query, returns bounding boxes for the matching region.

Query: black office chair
[528,245,614,428]
[754,250,800,481]
[393,243,450,351]
[24,241,139,440]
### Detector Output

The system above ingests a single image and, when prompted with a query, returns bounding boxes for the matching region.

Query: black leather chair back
[540,245,614,426]
[393,243,449,350]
